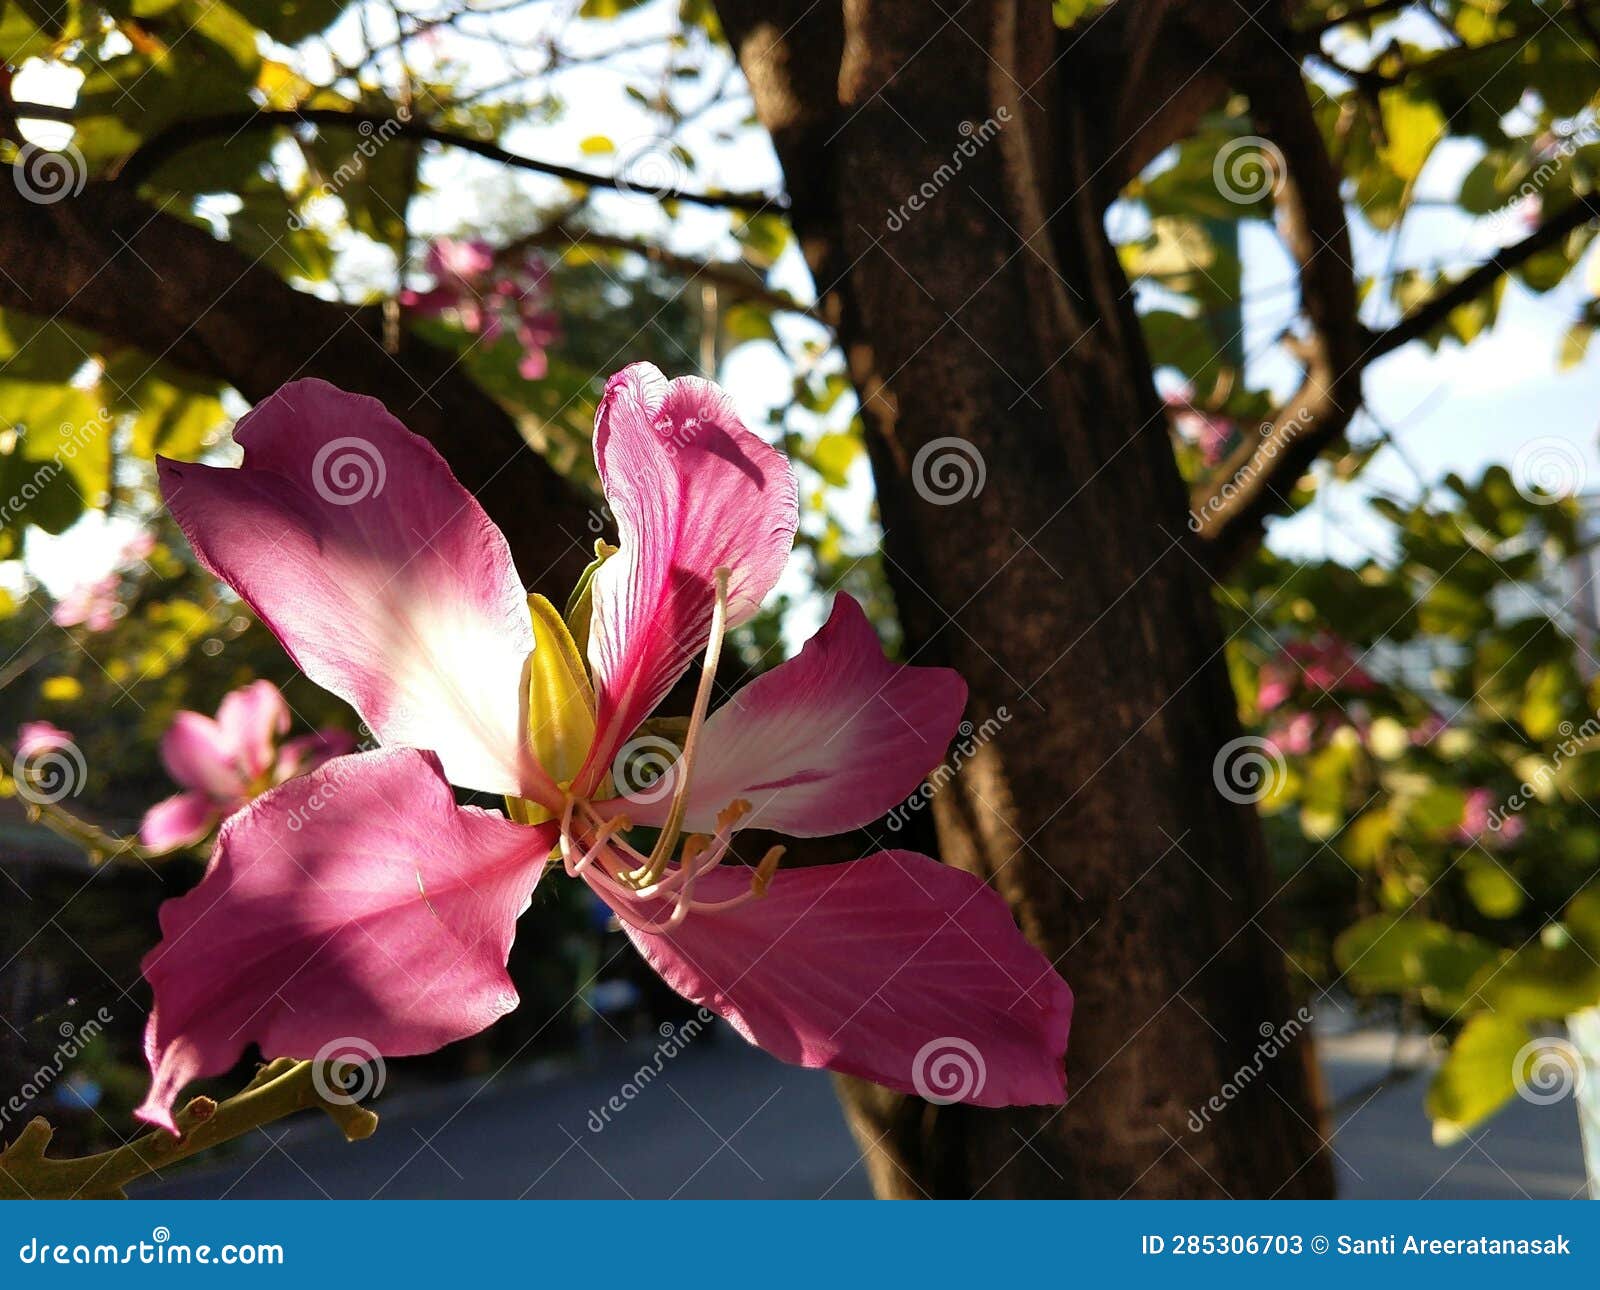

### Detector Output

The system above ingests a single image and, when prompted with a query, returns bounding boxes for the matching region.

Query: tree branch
[1061,0,1233,198]
[0,178,597,596]
[96,107,786,212]
[1365,191,1600,359]
[506,222,815,317]
[1187,53,1363,569]
[1195,190,1600,566]
[0,1058,375,1199]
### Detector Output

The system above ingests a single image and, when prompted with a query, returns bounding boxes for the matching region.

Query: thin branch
[1364,191,1600,358]
[1296,0,1419,40]
[506,222,815,317]
[0,1058,376,1199]
[1188,57,1363,569]
[94,107,785,211]
[1196,191,1600,565]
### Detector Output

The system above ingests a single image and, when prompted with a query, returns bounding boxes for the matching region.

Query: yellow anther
[752,845,785,897]
[715,798,752,833]
[680,834,712,869]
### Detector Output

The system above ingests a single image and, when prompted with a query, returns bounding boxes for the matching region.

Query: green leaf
[806,431,861,488]
[1473,940,1600,1022]
[1463,860,1524,920]
[1426,1013,1528,1144]
[231,0,348,43]
[1379,90,1447,184]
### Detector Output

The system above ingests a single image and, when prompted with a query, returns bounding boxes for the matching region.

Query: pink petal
[274,728,358,782]
[516,345,549,381]
[135,747,554,1132]
[581,364,798,784]
[214,680,289,783]
[157,380,546,801]
[620,852,1072,1107]
[615,593,966,836]
[16,721,73,757]
[138,791,222,853]
[161,711,247,799]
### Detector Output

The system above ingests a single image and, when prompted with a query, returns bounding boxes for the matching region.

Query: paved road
[135,1023,1589,1200]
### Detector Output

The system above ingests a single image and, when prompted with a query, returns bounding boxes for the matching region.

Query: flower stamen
[634,566,731,886]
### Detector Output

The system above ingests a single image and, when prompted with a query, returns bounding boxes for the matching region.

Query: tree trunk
[716,0,1334,1198]
[0,180,595,597]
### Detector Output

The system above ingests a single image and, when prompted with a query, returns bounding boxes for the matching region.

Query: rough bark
[0,180,596,595]
[716,0,1334,1198]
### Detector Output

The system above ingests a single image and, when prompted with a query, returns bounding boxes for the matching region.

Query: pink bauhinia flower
[16,720,74,757]
[401,237,560,380]
[138,680,356,854]
[134,368,1072,1131]
[52,573,121,632]
[1257,633,1377,713]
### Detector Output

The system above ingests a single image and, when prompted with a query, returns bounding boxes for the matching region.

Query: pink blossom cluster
[1164,389,1236,467]
[401,238,561,380]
